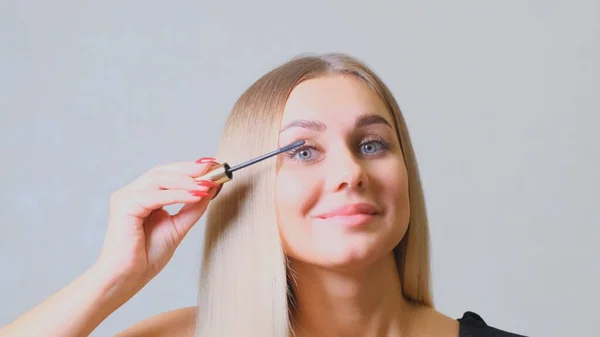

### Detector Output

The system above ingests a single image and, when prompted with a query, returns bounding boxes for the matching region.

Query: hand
[95,157,220,288]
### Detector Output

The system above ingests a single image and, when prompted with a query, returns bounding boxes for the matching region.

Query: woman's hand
[95,157,220,288]
[0,157,221,337]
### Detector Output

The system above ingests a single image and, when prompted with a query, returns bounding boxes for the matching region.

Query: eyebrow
[279,113,393,133]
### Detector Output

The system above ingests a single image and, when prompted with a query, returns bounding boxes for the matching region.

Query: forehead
[280,74,392,128]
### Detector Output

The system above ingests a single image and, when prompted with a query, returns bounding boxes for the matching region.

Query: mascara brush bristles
[227,140,305,173]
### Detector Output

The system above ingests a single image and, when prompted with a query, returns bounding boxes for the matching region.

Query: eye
[361,142,381,154]
[360,136,392,156]
[283,136,393,164]
[284,141,320,163]
[295,148,314,160]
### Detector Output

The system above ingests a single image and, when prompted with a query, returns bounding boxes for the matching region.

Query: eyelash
[284,135,393,163]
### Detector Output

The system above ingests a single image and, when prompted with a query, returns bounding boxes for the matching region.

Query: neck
[289,253,416,337]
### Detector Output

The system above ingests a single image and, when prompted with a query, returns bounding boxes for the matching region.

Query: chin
[283,217,406,272]
[309,237,387,271]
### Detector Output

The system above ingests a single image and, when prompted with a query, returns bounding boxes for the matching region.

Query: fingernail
[210,184,223,200]
[196,157,216,164]
[197,180,219,188]
[189,190,210,197]
[203,161,220,167]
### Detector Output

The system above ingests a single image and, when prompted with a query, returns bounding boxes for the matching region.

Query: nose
[324,146,369,193]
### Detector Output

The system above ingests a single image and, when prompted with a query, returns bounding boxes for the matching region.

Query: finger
[154,160,220,178]
[146,171,220,192]
[171,196,210,237]
[112,189,211,219]
[132,161,219,190]
[171,185,219,235]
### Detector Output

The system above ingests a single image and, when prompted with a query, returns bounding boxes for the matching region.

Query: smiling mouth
[313,203,379,219]
[312,203,380,228]
[313,213,377,228]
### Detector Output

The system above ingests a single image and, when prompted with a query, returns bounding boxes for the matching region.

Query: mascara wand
[228,139,305,173]
[194,140,305,198]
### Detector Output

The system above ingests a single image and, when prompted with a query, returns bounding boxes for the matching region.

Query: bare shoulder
[114,306,197,337]
[411,305,460,337]
[429,309,460,337]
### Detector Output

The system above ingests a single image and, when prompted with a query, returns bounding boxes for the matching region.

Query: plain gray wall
[1,1,598,336]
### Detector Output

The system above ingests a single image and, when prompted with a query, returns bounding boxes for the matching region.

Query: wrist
[86,263,145,311]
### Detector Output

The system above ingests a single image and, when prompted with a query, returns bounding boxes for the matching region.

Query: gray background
[1,1,598,336]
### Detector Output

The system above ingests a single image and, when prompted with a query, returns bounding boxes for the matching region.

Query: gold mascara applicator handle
[194,140,305,199]
[197,162,233,184]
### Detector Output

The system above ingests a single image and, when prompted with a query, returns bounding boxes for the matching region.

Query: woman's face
[275,74,410,270]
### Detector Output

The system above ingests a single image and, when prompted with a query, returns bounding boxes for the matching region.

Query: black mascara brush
[194,140,305,198]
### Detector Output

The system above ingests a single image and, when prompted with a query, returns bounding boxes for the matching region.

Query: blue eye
[284,144,318,162]
[284,136,392,163]
[295,148,314,160]
[358,136,392,156]
[361,142,383,154]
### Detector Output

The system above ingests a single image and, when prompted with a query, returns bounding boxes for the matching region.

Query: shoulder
[114,306,197,337]
[409,306,460,337]
[458,311,528,337]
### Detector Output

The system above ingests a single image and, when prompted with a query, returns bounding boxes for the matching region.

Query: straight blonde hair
[196,53,432,337]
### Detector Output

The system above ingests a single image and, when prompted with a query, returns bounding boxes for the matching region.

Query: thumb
[171,191,213,239]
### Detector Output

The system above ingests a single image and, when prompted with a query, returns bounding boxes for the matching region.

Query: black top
[458,311,527,337]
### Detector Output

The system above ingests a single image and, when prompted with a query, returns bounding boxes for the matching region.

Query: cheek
[385,164,409,207]
[275,170,319,253]
[276,171,316,214]
[380,161,411,239]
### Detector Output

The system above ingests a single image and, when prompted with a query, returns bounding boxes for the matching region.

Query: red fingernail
[201,160,217,165]
[196,157,216,164]
[197,180,219,188]
[189,190,209,197]
[210,184,223,200]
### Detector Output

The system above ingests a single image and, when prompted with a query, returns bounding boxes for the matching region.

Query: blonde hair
[196,53,432,337]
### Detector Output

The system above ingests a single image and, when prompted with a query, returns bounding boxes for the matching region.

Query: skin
[0,159,221,337]
[1,75,458,337]
[276,74,413,336]
[275,74,458,337]
[115,74,459,337]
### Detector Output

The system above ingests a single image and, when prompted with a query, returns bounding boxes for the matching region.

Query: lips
[314,203,379,219]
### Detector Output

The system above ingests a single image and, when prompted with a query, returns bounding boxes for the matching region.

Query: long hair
[196,53,432,337]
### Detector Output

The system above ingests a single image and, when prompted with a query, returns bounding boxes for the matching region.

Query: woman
[0,53,525,337]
